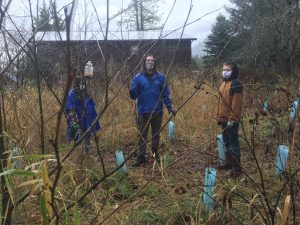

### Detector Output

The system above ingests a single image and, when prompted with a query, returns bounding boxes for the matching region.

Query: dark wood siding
[37,39,194,81]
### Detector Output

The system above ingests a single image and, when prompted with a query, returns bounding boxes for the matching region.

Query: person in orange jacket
[216,62,243,177]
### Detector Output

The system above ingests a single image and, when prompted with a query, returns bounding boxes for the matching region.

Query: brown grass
[2,74,300,224]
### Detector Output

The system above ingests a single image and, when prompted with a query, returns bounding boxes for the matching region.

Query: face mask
[146,62,154,70]
[80,84,86,90]
[222,71,232,79]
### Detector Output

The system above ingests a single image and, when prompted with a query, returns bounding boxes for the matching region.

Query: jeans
[137,113,163,158]
[221,122,241,160]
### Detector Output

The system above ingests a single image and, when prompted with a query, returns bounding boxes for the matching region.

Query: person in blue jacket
[130,54,176,167]
[65,74,101,155]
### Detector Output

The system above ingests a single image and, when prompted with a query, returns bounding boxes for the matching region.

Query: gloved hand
[83,90,93,99]
[129,89,137,99]
[227,121,234,128]
[71,122,82,141]
[168,108,176,116]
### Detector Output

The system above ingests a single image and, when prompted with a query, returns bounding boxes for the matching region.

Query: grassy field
[1,72,300,224]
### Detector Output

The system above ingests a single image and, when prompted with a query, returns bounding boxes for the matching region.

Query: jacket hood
[224,63,239,81]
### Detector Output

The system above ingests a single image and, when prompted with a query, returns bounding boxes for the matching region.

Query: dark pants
[136,113,163,159]
[221,122,241,161]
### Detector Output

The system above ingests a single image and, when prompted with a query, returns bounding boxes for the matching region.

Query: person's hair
[223,61,239,77]
[72,69,81,88]
[141,54,157,72]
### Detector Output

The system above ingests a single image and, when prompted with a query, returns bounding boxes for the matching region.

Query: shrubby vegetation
[203,0,300,73]
[0,0,300,224]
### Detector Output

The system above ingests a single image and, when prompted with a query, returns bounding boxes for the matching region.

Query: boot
[228,157,242,178]
[132,156,148,167]
[84,140,91,156]
[218,151,233,170]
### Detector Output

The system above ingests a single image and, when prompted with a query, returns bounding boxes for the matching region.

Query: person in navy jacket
[65,74,101,156]
[129,54,176,167]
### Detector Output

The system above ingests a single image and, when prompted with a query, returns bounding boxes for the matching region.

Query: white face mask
[222,71,232,79]
[80,84,86,90]
[146,62,154,70]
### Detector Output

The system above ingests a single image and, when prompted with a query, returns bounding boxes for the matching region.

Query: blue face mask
[222,71,232,79]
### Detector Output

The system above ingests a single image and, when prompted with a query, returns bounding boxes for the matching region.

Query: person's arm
[216,97,221,125]
[216,83,223,125]
[65,90,75,111]
[66,109,82,141]
[162,77,176,115]
[129,75,139,100]
[65,90,82,141]
[229,83,243,121]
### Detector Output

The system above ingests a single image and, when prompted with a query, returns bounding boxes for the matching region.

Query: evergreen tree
[35,0,65,31]
[118,0,161,31]
[202,0,300,71]
[202,14,236,65]
[227,0,300,71]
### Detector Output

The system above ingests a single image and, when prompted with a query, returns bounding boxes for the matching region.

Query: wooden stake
[280,195,291,225]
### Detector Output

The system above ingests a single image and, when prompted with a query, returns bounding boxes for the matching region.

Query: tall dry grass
[2,72,300,224]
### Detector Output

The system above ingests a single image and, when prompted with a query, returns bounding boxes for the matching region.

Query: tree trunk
[134,0,139,31]
[140,1,144,30]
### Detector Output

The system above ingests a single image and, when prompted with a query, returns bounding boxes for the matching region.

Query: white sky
[159,0,230,42]
[7,0,231,44]
[73,0,231,42]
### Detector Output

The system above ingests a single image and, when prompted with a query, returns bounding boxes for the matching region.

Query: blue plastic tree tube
[168,120,174,143]
[263,101,270,112]
[11,147,22,168]
[216,134,226,166]
[115,150,127,174]
[290,99,299,121]
[276,145,288,176]
[203,167,217,212]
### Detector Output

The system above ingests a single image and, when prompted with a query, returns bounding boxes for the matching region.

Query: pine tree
[118,0,161,31]
[227,0,300,71]
[202,14,235,65]
[35,0,65,31]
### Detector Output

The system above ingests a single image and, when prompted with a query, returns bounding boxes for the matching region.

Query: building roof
[36,30,197,41]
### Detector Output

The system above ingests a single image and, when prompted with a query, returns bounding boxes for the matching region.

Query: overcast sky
[8,0,231,44]
[63,0,231,43]
[160,0,230,42]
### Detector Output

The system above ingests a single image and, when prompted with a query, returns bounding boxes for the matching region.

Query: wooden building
[36,31,196,81]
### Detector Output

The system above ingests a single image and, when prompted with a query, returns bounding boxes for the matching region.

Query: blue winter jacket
[129,72,173,115]
[65,89,101,142]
